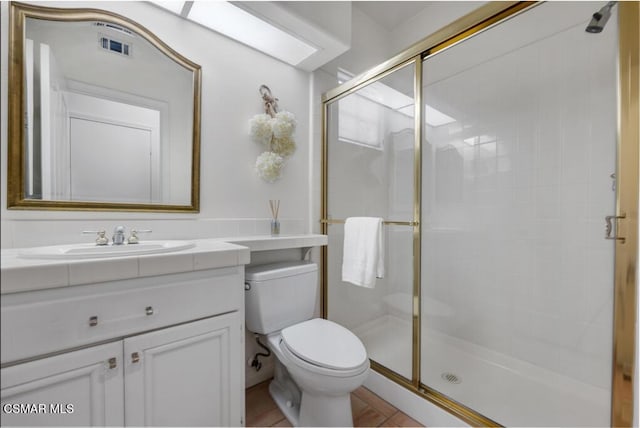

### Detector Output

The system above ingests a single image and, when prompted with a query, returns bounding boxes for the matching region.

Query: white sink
[19,240,195,260]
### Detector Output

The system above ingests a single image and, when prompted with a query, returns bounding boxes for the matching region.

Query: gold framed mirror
[8,2,201,212]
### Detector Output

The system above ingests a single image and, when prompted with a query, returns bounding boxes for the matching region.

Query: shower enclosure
[321,2,638,426]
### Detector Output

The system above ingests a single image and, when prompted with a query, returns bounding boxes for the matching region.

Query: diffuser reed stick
[269,200,280,235]
[269,200,280,220]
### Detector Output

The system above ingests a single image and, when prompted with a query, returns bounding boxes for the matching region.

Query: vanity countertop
[223,233,327,251]
[0,234,327,295]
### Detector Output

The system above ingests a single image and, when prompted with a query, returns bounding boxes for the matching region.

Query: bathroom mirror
[8,2,201,212]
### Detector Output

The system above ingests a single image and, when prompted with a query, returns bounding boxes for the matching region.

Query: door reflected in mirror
[9,3,201,211]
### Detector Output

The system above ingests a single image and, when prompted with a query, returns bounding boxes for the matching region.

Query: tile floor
[246,380,423,427]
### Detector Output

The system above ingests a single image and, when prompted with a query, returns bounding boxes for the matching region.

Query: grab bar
[320,218,418,227]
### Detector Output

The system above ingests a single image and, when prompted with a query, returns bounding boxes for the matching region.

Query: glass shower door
[420,2,617,426]
[325,62,417,380]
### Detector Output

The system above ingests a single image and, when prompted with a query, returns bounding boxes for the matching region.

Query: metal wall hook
[259,84,279,117]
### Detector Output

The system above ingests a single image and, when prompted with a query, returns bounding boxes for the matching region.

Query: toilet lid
[281,318,367,371]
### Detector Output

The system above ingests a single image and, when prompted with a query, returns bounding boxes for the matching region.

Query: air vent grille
[99,36,131,57]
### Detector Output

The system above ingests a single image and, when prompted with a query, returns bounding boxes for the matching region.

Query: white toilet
[245,261,369,427]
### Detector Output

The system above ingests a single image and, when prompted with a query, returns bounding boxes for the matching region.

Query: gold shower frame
[320,2,638,426]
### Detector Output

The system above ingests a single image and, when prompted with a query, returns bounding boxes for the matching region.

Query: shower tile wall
[421,1,617,413]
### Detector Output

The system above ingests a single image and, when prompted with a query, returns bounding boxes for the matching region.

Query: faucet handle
[128,229,152,244]
[82,230,109,246]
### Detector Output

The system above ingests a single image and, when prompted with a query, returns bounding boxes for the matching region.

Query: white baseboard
[363,369,469,427]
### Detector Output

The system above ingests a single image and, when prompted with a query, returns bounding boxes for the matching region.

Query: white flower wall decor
[249,85,297,182]
[255,152,285,183]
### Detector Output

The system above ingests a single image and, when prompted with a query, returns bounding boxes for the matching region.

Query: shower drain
[441,372,462,384]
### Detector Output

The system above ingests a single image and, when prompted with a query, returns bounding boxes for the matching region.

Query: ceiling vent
[99,36,131,57]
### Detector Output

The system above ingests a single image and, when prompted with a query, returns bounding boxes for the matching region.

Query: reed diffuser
[269,200,280,235]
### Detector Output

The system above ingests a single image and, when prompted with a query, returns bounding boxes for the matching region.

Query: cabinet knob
[89,316,98,327]
[131,352,140,363]
[108,357,117,369]
[145,306,154,316]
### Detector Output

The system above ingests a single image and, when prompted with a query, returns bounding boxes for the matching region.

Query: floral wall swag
[249,85,297,182]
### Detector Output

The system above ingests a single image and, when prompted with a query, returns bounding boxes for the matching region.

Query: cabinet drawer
[1,267,243,364]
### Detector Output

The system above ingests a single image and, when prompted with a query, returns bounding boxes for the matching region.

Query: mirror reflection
[13,6,200,209]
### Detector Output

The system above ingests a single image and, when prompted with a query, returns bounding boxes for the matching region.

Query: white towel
[341,217,385,288]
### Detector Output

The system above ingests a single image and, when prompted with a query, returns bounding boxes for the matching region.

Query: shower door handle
[605,215,625,242]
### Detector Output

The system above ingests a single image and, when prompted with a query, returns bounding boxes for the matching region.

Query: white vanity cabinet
[1,341,125,426]
[124,312,242,426]
[0,266,245,427]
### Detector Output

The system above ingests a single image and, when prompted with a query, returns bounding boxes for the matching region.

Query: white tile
[534,186,561,220]
[0,221,13,248]
[255,219,271,235]
[195,219,222,239]
[137,220,198,240]
[138,253,194,276]
[283,219,305,235]
[1,264,69,293]
[193,250,239,270]
[216,220,240,237]
[68,258,139,286]
[238,220,256,236]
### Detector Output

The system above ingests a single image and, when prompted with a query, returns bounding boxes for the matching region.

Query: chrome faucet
[112,226,126,245]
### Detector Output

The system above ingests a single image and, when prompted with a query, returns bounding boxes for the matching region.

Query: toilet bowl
[245,262,369,427]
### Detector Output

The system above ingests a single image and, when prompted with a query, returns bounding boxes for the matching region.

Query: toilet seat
[280,318,368,377]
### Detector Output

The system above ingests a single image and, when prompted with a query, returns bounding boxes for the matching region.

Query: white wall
[320,6,393,79]
[1,1,312,248]
[389,2,485,54]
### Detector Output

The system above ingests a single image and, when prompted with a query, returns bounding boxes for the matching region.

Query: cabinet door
[124,312,243,427]
[0,342,124,426]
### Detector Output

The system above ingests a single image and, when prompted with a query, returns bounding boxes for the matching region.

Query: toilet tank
[245,261,318,334]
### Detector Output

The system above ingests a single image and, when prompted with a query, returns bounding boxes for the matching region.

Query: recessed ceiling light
[150,1,185,15]
[424,104,456,127]
[337,70,457,125]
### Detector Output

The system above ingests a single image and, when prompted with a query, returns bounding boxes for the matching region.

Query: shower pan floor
[354,315,609,427]
[353,315,413,379]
